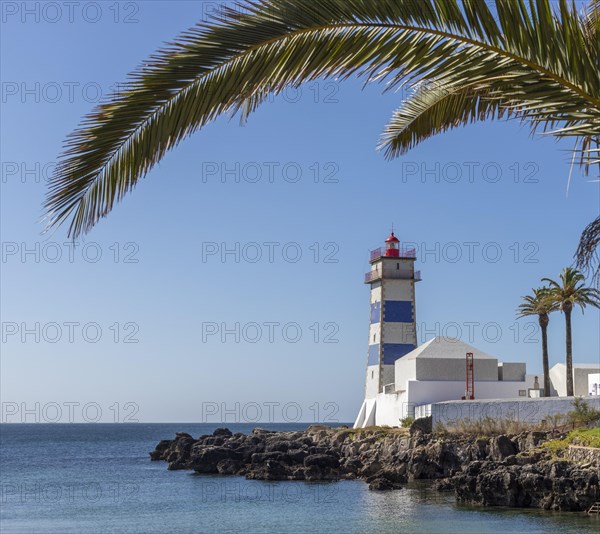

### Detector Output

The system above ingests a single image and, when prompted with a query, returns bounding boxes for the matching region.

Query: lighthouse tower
[363,232,420,398]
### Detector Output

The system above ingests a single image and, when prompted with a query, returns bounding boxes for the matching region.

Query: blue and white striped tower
[363,232,421,398]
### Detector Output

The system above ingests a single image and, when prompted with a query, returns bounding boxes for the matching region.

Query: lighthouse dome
[385,232,400,243]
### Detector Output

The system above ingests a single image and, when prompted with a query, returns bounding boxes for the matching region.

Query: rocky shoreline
[150,421,599,512]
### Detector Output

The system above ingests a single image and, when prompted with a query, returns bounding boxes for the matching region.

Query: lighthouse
[354,232,538,429]
[363,232,420,398]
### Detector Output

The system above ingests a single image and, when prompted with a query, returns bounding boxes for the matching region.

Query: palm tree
[517,287,557,397]
[44,0,600,270]
[543,268,600,396]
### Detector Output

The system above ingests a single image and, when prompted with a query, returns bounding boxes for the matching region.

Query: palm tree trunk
[541,322,551,397]
[565,309,574,396]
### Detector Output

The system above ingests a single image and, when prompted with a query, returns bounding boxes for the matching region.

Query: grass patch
[543,428,600,453]
[569,428,600,448]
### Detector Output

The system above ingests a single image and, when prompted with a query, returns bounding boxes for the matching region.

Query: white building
[589,374,600,396]
[549,363,600,397]
[354,232,538,429]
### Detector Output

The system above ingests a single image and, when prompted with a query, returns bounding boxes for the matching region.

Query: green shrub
[400,417,415,428]
[567,397,600,426]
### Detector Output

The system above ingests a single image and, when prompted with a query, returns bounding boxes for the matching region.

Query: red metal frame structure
[462,352,475,400]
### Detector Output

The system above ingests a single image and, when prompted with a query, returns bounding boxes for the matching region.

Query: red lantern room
[384,232,400,257]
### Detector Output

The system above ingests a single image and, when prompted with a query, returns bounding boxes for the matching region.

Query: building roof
[385,232,400,243]
[551,362,600,370]
[402,336,497,361]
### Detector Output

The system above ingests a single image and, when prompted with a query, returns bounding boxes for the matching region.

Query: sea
[1,423,598,533]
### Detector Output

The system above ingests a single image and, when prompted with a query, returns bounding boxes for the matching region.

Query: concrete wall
[550,364,566,396]
[370,284,382,303]
[368,323,380,344]
[499,362,526,381]
[415,357,498,381]
[364,280,382,397]
[550,364,600,396]
[382,322,415,345]
[381,258,414,278]
[395,357,416,392]
[354,378,535,427]
[365,365,380,399]
[382,280,413,301]
[381,365,395,392]
[428,396,600,428]
[576,368,598,396]
[406,378,533,408]
[589,373,600,396]
[372,391,414,426]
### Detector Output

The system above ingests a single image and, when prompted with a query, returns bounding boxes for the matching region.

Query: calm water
[1,424,598,533]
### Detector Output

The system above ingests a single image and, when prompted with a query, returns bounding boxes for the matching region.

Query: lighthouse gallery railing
[364,269,421,283]
[369,247,416,262]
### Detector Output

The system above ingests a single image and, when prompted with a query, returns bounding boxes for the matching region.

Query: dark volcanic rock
[288,448,309,464]
[490,435,518,461]
[369,477,402,491]
[251,451,292,465]
[216,458,243,475]
[453,456,599,511]
[435,478,454,491]
[192,446,241,473]
[304,454,339,469]
[213,428,232,437]
[149,439,172,461]
[409,416,432,435]
[246,459,291,480]
[149,427,597,512]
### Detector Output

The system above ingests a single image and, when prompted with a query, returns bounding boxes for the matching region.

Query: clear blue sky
[1,1,599,423]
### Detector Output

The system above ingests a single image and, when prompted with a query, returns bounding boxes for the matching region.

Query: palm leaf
[45,0,600,239]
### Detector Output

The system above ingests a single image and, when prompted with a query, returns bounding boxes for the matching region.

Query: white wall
[355,377,536,427]
[365,365,380,399]
[575,368,599,396]
[406,378,534,406]
[429,396,600,428]
[550,364,600,396]
[370,285,382,303]
[395,358,416,392]
[588,373,600,396]
[373,391,411,426]
[368,323,380,344]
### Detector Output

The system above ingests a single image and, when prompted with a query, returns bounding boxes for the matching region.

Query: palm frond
[575,216,600,287]
[380,77,517,158]
[45,0,600,238]
[543,266,600,311]
[516,286,558,318]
